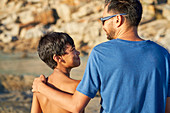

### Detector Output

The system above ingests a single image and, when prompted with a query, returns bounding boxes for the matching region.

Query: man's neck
[114,26,143,41]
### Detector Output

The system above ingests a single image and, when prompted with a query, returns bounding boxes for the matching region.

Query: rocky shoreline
[0,74,101,113]
[0,74,35,113]
[0,0,170,55]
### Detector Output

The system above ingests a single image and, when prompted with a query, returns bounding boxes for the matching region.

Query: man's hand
[32,75,46,93]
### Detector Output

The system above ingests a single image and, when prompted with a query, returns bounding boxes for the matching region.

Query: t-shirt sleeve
[76,48,101,98]
[168,82,170,97]
[168,54,170,97]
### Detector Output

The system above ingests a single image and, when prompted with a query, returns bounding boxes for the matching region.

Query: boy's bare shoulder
[61,78,81,94]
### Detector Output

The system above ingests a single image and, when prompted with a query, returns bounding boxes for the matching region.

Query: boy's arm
[32,75,91,113]
[31,93,42,113]
[165,97,170,113]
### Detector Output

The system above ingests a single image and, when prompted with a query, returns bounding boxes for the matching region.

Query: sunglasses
[100,13,127,25]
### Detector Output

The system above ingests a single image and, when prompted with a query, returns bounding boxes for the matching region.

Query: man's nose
[76,50,80,55]
[77,51,80,55]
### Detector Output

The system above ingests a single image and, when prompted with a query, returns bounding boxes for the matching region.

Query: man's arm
[32,75,91,113]
[165,97,170,113]
[31,93,42,113]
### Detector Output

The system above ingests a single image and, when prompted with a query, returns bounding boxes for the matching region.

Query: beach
[0,52,101,113]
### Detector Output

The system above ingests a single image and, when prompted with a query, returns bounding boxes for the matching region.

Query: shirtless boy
[31,32,82,113]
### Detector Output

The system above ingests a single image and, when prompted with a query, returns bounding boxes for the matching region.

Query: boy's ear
[53,54,61,62]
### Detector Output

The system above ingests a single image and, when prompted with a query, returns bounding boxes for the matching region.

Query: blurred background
[0,0,170,112]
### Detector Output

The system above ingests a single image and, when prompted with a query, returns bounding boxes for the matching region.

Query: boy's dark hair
[105,0,143,26]
[37,32,74,69]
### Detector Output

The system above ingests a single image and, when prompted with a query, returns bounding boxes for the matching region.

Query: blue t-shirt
[76,39,170,113]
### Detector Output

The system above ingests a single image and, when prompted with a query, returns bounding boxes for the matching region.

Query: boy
[31,32,82,113]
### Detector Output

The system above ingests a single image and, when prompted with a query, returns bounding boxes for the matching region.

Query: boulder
[163,5,170,21]
[55,4,71,22]
[64,21,87,34]
[0,33,12,43]
[72,1,100,19]
[142,4,155,21]
[160,28,170,51]
[0,0,8,9]
[6,23,20,36]
[19,28,27,39]
[156,0,167,4]
[1,13,17,25]
[18,10,34,24]
[24,26,43,39]
[83,22,102,43]
[27,0,42,3]
[141,0,154,4]
[34,9,58,25]
[0,74,35,91]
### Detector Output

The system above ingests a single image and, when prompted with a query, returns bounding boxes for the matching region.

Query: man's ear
[53,54,61,62]
[115,15,123,27]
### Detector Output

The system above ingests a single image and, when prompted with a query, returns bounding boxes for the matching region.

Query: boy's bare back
[32,70,80,113]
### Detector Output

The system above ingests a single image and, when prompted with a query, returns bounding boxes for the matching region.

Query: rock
[83,22,102,43]
[29,37,40,49]
[72,1,103,19]
[6,23,20,36]
[156,0,167,4]
[0,0,8,9]
[142,4,155,21]
[154,28,166,41]
[19,28,27,39]
[160,28,170,51]
[64,21,87,34]
[34,9,58,25]
[163,5,170,21]
[27,0,42,3]
[0,74,36,91]
[15,43,27,52]
[0,42,5,50]
[56,4,71,22]
[24,26,43,39]
[141,0,154,4]
[0,33,12,43]
[1,13,17,25]
[6,1,15,10]
[18,11,34,24]
[23,75,36,86]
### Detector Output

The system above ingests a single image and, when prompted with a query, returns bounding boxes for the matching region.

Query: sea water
[0,52,88,80]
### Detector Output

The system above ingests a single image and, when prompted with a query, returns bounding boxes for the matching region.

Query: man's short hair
[37,32,74,69]
[105,0,143,26]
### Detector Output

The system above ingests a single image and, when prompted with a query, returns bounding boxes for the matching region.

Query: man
[32,0,170,113]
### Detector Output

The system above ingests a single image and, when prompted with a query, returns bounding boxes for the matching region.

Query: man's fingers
[32,88,39,93]
[32,77,41,92]
[40,74,46,83]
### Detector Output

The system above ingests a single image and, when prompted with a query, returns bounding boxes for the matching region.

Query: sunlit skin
[31,44,84,113]
[55,44,80,77]
[102,4,143,41]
